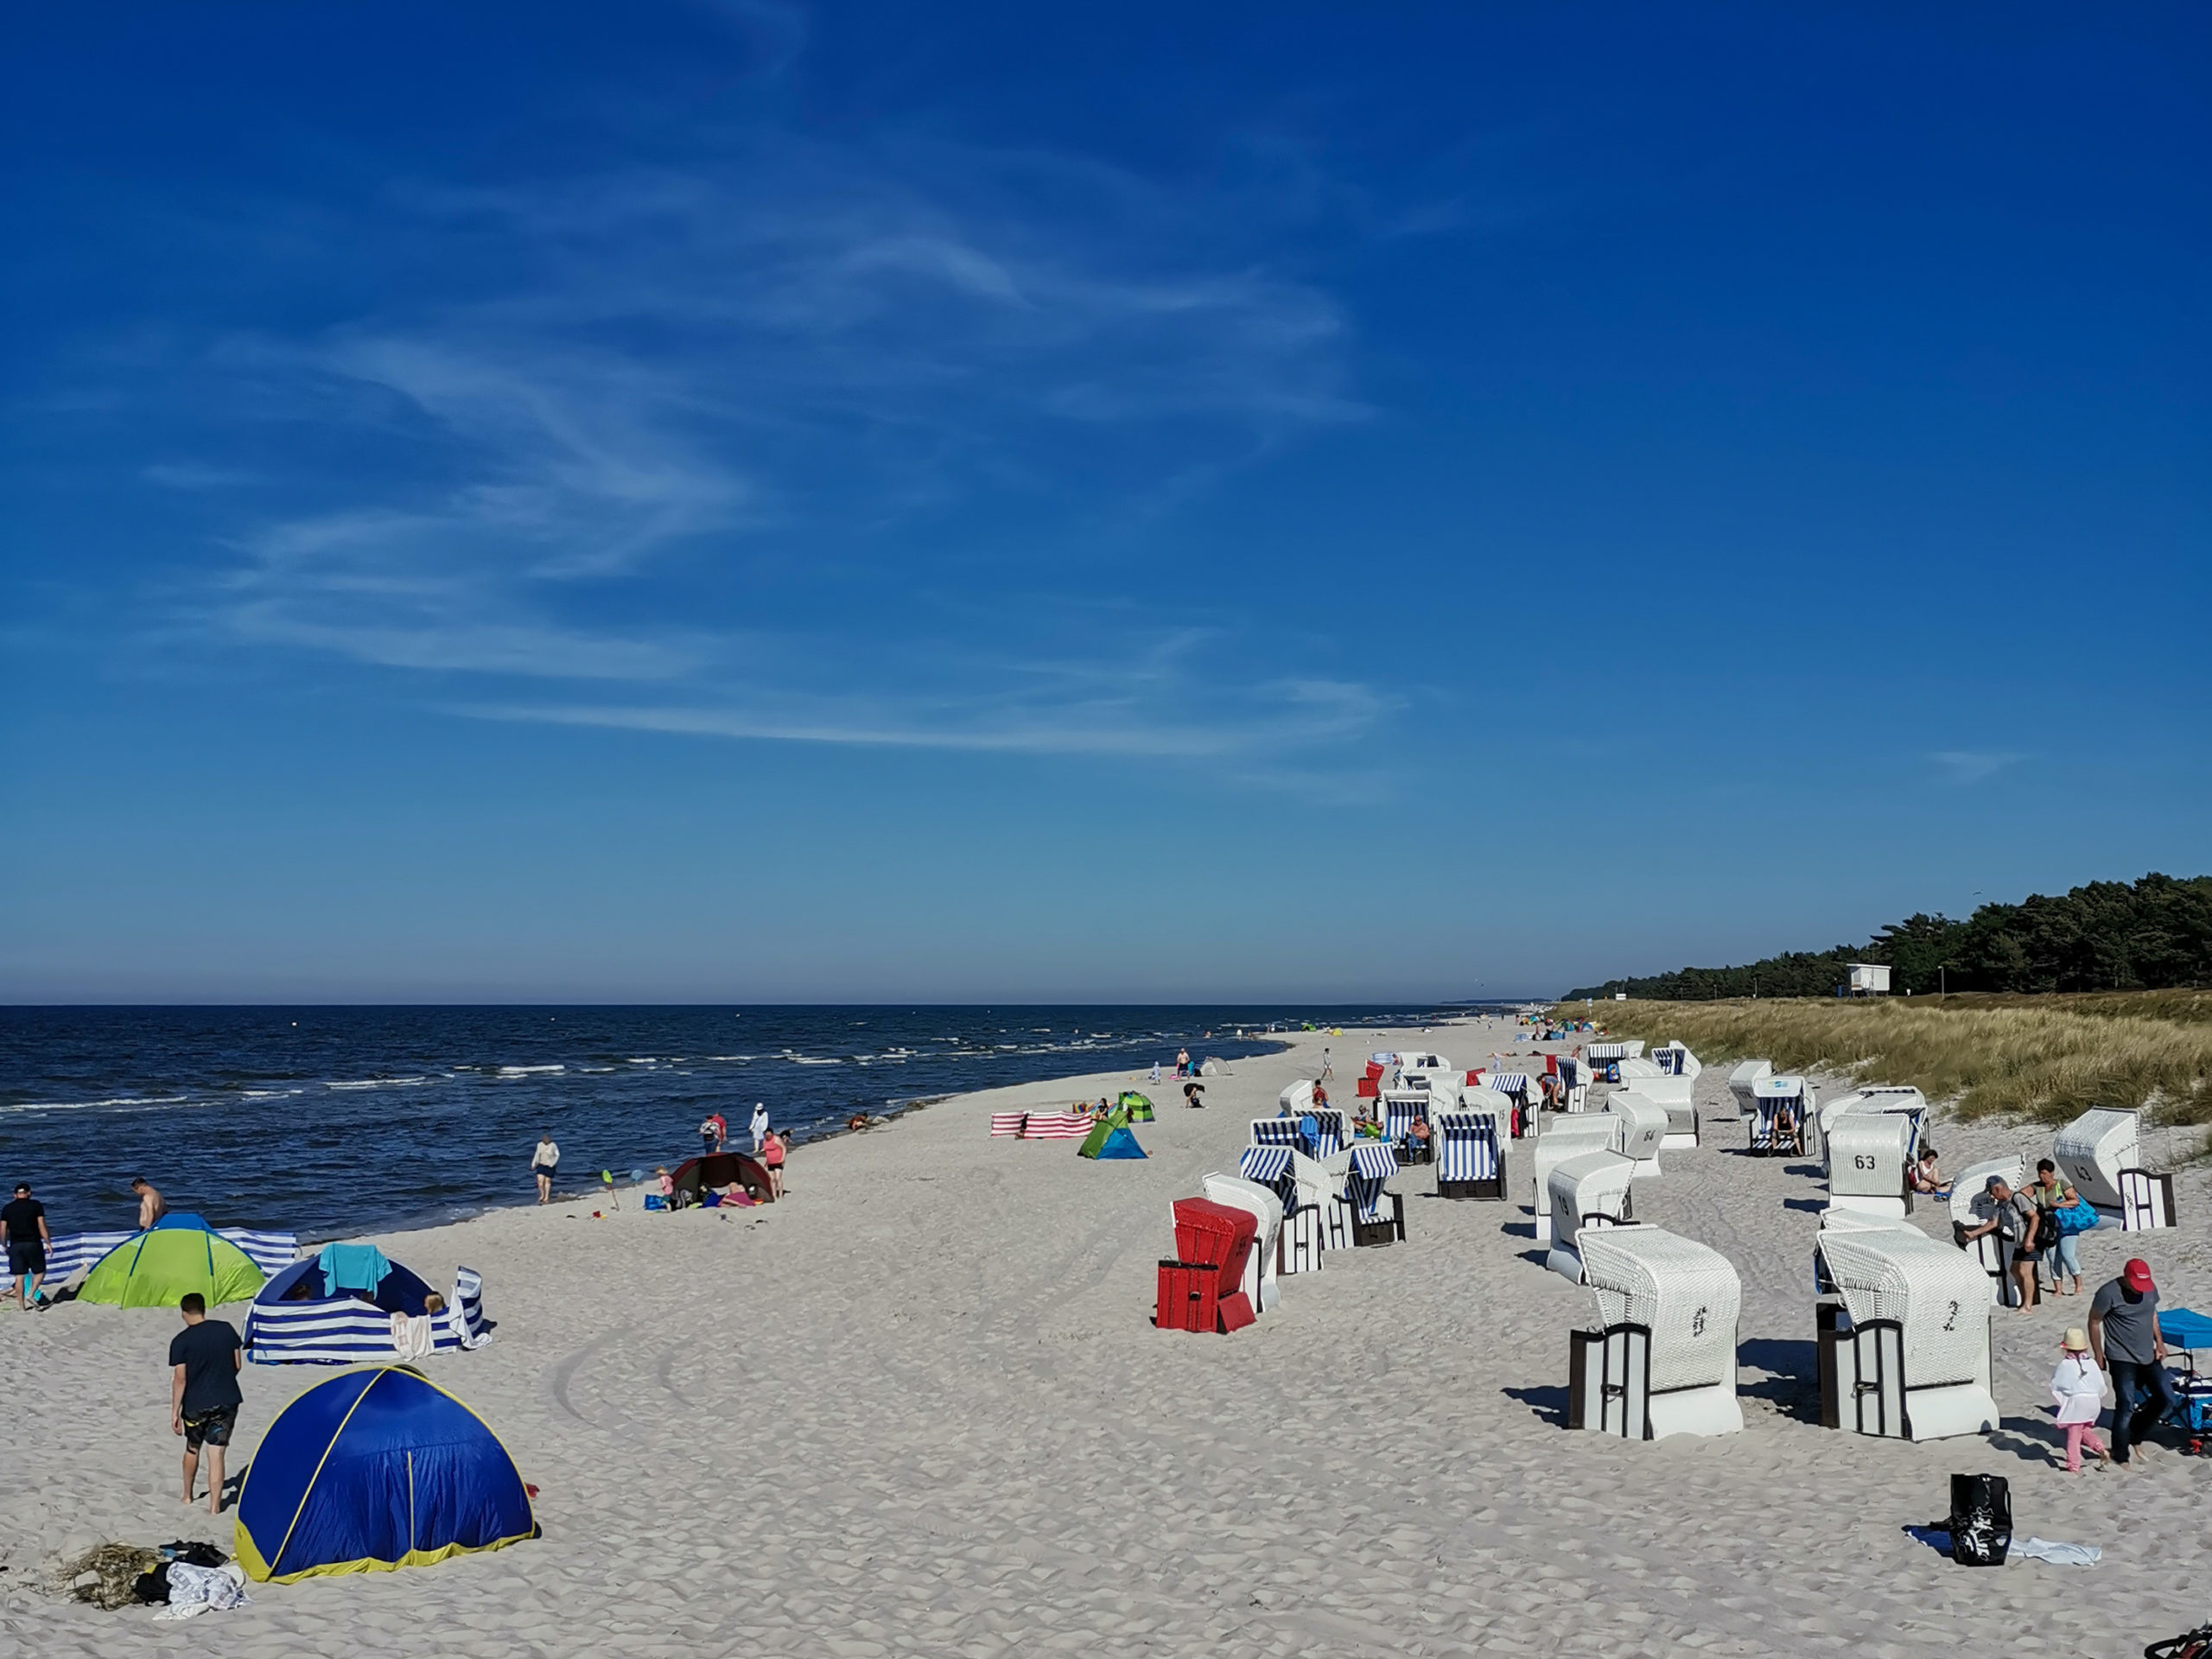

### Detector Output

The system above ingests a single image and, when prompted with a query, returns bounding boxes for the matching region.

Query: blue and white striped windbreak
[44,1227,297,1281]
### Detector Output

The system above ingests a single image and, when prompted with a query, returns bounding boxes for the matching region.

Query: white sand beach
[5,1018,2209,1657]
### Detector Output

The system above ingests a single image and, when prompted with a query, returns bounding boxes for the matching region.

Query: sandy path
[3,1018,2207,1657]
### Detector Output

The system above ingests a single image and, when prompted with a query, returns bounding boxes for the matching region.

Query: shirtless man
[131,1177,167,1230]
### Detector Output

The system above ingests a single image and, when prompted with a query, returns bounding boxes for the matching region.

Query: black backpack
[1948,1472,2012,1567]
[2146,1627,2212,1659]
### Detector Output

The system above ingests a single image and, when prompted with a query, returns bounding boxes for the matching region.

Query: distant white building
[1845,963,1891,996]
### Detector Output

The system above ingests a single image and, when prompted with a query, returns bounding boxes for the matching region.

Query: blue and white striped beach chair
[1380,1094,1433,1163]
[1434,1109,1507,1200]
[1309,1109,1347,1159]
[1345,1142,1403,1246]
[1237,1144,1299,1211]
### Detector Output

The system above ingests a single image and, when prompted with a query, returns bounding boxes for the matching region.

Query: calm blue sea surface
[0,1005,1455,1242]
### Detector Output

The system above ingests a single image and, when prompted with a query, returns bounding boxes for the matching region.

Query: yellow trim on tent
[235,1525,536,1584]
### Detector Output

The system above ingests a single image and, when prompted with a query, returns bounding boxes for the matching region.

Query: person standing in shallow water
[750,1103,769,1154]
[531,1133,560,1205]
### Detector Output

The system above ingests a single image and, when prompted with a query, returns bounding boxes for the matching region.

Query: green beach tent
[1077,1122,1147,1160]
[1116,1091,1155,1122]
[79,1215,265,1308]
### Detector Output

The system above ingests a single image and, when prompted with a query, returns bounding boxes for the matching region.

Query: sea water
[0,1004,1448,1241]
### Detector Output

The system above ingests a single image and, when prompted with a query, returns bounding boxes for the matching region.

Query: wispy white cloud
[1929,750,2024,784]
[130,118,1382,767]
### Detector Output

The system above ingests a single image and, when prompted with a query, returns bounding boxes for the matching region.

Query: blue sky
[3,5,2206,1001]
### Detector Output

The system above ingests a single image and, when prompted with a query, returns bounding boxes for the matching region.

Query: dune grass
[1554,992,2212,1128]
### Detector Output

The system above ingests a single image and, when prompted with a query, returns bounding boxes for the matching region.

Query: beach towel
[316,1243,390,1294]
[150,1562,251,1619]
[391,1312,436,1363]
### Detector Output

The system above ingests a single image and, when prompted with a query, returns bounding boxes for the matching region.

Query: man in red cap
[2088,1258,2176,1465]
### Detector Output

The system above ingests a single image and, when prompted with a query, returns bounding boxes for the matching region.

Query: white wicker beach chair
[1825,1111,1915,1220]
[1277,1078,1315,1117]
[1604,1090,1669,1178]
[1726,1059,1771,1122]
[1545,1150,1637,1282]
[1201,1174,1283,1313]
[1653,1042,1702,1080]
[2054,1106,2176,1230]
[1570,1225,1743,1440]
[1625,1072,1698,1148]
[1816,1226,1998,1440]
[1531,1116,1624,1243]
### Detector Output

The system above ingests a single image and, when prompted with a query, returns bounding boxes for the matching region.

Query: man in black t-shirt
[2,1183,51,1307]
[168,1293,244,1513]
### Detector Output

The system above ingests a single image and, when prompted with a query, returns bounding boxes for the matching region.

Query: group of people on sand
[530,1101,791,1210]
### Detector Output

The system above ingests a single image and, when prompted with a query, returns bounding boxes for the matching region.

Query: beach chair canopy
[1604,1091,1669,1163]
[1579,1225,1741,1393]
[1277,1078,1315,1116]
[235,1366,534,1582]
[1827,1112,1913,1203]
[1616,1057,1664,1082]
[1548,1150,1636,1252]
[1654,1042,1702,1079]
[2054,1107,2142,1211]
[1726,1060,1772,1114]
[78,1215,267,1308]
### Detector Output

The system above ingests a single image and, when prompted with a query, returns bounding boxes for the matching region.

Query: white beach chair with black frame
[1433,1102,1509,1200]
[1531,1115,1624,1243]
[1233,1143,1316,1274]
[1344,1142,1404,1247]
[1815,1224,1998,1441]
[1201,1173,1284,1313]
[2055,1105,2176,1232]
[1545,1149,1637,1283]
[1569,1225,1744,1440]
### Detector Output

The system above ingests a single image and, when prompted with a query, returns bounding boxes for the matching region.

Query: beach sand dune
[4,1021,2209,1656]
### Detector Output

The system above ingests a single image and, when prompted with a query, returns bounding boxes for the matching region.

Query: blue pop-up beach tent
[235,1365,535,1581]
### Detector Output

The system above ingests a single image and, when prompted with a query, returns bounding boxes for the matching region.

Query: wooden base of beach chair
[1154,1261,1218,1332]
[1320,1199,1355,1251]
[1280,1208,1325,1274]
[1437,1173,1506,1201]
[1351,1192,1405,1248]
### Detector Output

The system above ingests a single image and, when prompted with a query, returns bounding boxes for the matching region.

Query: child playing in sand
[2052,1328,2110,1470]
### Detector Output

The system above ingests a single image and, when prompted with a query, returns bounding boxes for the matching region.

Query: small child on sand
[2051,1328,2111,1471]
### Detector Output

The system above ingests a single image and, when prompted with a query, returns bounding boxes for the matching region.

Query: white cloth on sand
[391,1312,436,1362]
[151,1561,251,1619]
[2014,1538,2101,1567]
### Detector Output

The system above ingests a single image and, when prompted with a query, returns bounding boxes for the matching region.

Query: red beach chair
[1156,1198,1257,1332]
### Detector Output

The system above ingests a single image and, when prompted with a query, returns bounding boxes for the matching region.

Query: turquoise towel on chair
[316,1243,390,1294]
